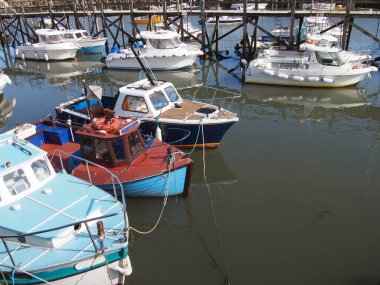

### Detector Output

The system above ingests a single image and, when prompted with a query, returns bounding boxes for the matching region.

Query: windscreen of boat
[164,86,180,102]
[150,91,169,110]
[3,168,30,195]
[40,34,63,44]
[149,37,181,49]
[122,95,148,113]
[31,158,51,182]
[75,32,83,38]
[83,31,90,37]
[64,33,74,39]
[128,131,145,160]
[316,51,345,66]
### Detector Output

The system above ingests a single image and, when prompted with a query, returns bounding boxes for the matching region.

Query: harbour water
[1,17,380,285]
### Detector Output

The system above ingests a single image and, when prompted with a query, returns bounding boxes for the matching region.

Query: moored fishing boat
[54,78,239,148]
[15,29,79,61]
[205,16,242,25]
[11,116,193,197]
[105,30,202,70]
[0,133,132,284]
[244,44,378,87]
[62,29,106,54]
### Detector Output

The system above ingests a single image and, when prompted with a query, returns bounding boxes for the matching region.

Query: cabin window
[122,96,148,113]
[128,131,144,158]
[83,31,90,37]
[31,159,51,182]
[150,91,169,110]
[40,34,62,44]
[111,138,127,162]
[94,139,111,162]
[82,137,94,156]
[164,86,180,102]
[316,51,344,66]
[3,169,30,196]
[149,37,181,49]
[75,32,83,38]
[64,34,74,39]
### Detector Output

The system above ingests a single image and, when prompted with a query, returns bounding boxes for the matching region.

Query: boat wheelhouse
[13,117,193,197]
[105,30,203,70]
[0,133,132,284]
[62,29,106,54]
[15,29,79,61]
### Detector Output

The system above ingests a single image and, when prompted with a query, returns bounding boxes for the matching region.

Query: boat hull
[15,46,78,61]
[0,74,11,94]
[245,68,375,87]
[100,165,192,197]
[141,120,237,148]
[76,39,106,53]
[106,53,199,70]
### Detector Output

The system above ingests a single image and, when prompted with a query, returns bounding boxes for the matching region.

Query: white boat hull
[0,73,11,93]
[106,53,200,70]
[15,44,78,61]
[245,67,376,87]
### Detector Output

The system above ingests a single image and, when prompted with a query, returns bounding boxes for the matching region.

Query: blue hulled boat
[55,79,239,148]
[0,133,132,284]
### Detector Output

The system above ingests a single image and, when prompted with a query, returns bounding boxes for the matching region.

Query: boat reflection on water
[15,54,104,85]
[0,93,16,128]
[190,149,237,187]
[241,84,370,121]
[106,67,201,89]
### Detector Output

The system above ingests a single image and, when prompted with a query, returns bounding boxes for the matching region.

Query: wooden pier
[0,0,379,63]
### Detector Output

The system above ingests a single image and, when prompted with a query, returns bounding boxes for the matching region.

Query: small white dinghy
[15,29,79,61]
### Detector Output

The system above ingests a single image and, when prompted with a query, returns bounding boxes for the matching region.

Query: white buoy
[307,77,320,82]
[34,52,38,60]
[44,53,49,61]
[21,52,25,60]
[292,76,304,82]
[322,78,334,84]
[276,73,288,79]
[155,125,162,141]
[15,48,19,56]
[263,69,275,76]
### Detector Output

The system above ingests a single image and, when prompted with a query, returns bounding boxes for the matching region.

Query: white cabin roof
[120,79,172,96]
[140,30,179,40]
[35,29,63,36]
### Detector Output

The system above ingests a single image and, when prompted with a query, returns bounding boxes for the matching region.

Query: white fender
[263,69,275,76]
[307,77,320,82]
[322,77,334,83]
[21,52,25,60]
[292,76,304,82]
[155,125,162,141]
[15,48,19,56]
[44,52,49,61]
[276,73,288,79]
[47,62,51,71]
[34,52,38,60]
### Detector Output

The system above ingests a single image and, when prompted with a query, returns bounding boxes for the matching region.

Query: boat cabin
[113,79,182,119]
[36,29,65,44]
[307,45,345,66]
[76,117,147,166]
[0,134,55,207]
[140,30,183,50]
[63,29,91,41]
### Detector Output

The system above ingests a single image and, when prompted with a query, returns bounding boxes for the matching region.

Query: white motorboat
[105,30,203,70]
[0,72,11,94]
[231,3,268,10]
[15,29,79,61]
[304,16,343,38]
[245,45,378,87]
[155,22,202,41]
[62,29,106,53]
[206,16,242,25]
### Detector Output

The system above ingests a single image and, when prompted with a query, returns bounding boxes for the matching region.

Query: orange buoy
[93,117,120,131]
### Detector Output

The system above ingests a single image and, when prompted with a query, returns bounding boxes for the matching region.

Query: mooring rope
[201,124,231,285]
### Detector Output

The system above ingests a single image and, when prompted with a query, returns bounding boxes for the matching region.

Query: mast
[128,43,156,86]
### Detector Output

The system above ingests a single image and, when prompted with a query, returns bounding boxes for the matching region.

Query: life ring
[93,117,120,130]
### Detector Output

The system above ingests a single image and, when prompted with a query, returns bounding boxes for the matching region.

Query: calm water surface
[1,17,380,285]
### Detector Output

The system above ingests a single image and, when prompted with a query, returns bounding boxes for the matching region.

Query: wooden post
[200,0,206,54]
[100,2,109,53]
[288,0,296,47]
[130,0,136,40]
[215,16,219,56]
[342,0,352,50]
[296,17,304,50]
[242,0,248,59]
[163,0,168,29]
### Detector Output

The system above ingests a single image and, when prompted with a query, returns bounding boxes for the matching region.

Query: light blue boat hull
[101,166,189,197]
[79,45,105,54]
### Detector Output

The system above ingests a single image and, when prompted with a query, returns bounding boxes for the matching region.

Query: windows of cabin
[164,86,180,102]
[32,159,51,182]
[316,51,344,66]
[112,138,127,162]
[75,32,83,38]
[121,96,148,113]
[40,34,62,44]
[64,33,74,39]
[83,31,90,37]
[150,91,169,110]
[94,139,111,162]
[3,169,30,196]
[128,131,144,158]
